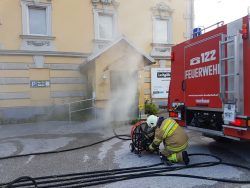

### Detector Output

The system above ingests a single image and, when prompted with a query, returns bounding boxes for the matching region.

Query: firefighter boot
[176,151,189,165]
[182,151,190,165]
[159,153,173,166]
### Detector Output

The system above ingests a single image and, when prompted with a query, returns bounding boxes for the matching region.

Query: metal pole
[69,103,71,123]
[92,98,97,120]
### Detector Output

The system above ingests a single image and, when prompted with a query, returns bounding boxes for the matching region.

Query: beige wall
[0,0,22,49]
[0,0,190,52]
[29,68,51,106]
[0,55,86,108]
[93,41,145,108]
[0,0,93,52]
[118,0,153,53]
[0,0,193,119]
[118,0,189,53]
[53,0,94,52]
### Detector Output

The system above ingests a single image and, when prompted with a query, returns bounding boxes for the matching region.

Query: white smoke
[103,53,143,124]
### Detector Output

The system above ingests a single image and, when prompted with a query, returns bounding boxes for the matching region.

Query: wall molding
[51,91,86,98]
[0,63,81,70]
[20,35,56,40]
[92,0,119,9]
[0,77,30,85]
[49,64,80,70]
[50,77,86,84]
[0,63,30,70]
[0,50,89,58]
[151,2,174,18]
[0,92,31,100]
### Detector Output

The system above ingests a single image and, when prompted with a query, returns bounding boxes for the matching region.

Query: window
[28,7,47,35]
[94,9,117,41]
[153,18,171,44]
[21,0,52,36]
[98,13,113,40]
[154,19,168,43]
[151,17,172,58]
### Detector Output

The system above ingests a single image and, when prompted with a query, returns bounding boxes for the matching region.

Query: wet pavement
[0,120,250,188]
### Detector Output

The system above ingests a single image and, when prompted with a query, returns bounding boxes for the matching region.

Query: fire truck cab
[168,14,250,141]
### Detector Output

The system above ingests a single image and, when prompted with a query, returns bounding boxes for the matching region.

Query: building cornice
[20,35,56,40]
[0,50,89,58]
[92,0,119,8]
[151,56,171,60]
[86,36,155,64]
[151,2,174,18]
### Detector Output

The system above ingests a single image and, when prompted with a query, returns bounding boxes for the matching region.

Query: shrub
[145,102,158,115]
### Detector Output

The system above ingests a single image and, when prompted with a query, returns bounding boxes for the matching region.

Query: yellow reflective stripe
[167,153,177,162]
[167,141,188,152]
[163,121,177,139]
[167,124,178,137]
[162,119,172,132]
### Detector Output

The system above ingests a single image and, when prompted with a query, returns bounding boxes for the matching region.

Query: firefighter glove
[148,144,155,152]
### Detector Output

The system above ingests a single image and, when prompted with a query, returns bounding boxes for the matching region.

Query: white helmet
[146,115,159,128]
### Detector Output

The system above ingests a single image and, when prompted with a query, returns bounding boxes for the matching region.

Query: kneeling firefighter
[147,115,189,165]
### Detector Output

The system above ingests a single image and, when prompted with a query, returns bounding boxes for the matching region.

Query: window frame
[152,17,172,44]
[21,0,52,36]
[93,9,117,41]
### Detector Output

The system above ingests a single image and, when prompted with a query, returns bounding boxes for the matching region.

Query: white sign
[224,104,236,122]
[30,80,50,88]
[151,68,171,98]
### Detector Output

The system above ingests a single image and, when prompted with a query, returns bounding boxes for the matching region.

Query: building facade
[0,0,194,122]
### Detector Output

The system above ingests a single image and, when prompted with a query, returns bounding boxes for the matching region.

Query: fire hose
[1,153,250,187]
[0,124,250,187]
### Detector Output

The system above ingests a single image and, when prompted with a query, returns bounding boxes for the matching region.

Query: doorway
[109,71,138,121]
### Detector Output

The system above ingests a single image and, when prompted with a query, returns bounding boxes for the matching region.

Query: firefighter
[146,115,189,165]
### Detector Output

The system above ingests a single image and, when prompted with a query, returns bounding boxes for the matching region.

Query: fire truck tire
[203,133,232,143]
[213,137,232,143]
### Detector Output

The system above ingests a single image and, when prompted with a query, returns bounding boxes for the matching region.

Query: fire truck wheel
[213,137,232,143]
[202,133,232,143]
[203,133,232,143]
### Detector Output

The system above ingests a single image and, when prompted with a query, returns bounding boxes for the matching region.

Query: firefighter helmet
[146,115,159,128]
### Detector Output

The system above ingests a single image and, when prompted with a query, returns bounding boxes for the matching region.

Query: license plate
[178,112,182,119]
[223,104,236,122]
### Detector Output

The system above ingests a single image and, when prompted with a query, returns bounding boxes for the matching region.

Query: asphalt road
[0,120,250,188]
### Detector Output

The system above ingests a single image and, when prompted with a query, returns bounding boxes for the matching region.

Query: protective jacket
[149,118,188,162]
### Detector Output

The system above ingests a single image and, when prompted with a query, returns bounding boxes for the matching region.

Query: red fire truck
[168,14,250,141]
